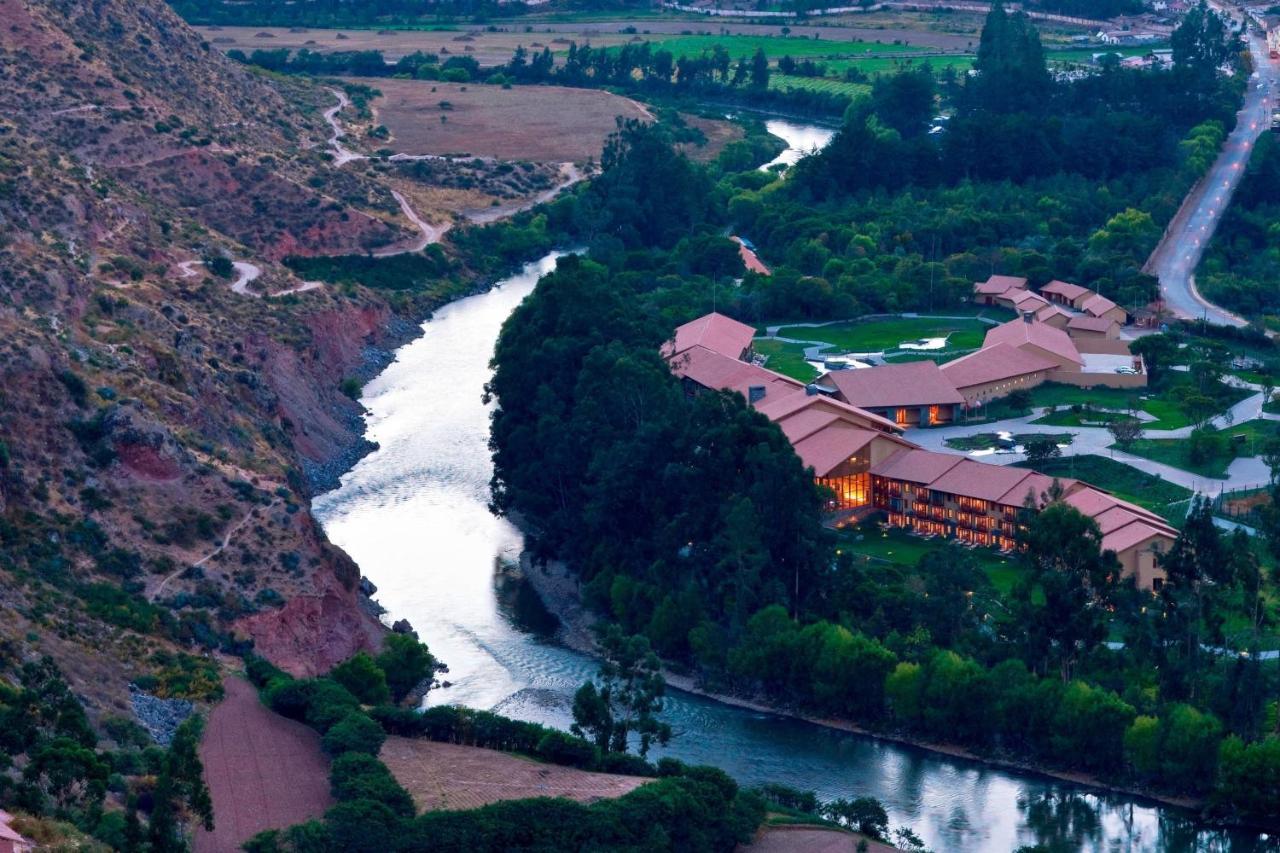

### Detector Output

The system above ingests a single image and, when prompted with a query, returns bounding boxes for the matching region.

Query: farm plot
[365,78,650,162]
[380,737,648,813]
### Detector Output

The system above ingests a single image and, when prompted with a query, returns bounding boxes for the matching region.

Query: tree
[1172,0,1236,78]
[571,628,671,756]
[322,712,386,757]
[1022,436,1061,465]
[1010,504,1121,681]
[331,653,390,706]
[375,635,436,703]
[1107,417,1143,450]
[824,796,889,839]
[749,47,769,90]
[1130,334,1179,382]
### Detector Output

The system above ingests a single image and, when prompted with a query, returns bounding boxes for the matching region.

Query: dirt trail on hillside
[195,677,332,853]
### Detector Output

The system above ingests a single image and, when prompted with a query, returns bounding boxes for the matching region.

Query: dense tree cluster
[0,655,213,851]
[247,655,763,852]
[1201,132,1280,316]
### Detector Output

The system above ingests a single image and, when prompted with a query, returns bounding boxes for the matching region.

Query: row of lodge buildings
[664,311,1176,590]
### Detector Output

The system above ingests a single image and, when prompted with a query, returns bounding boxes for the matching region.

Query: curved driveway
[1145,21,1278,327]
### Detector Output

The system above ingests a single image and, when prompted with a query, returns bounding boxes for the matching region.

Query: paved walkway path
[905,377,1273,495]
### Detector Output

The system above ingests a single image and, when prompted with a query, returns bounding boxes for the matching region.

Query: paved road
[1144,19,1278,327]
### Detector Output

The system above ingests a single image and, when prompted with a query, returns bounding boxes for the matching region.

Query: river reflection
[760,118,836,171]
[312,153,1273,851]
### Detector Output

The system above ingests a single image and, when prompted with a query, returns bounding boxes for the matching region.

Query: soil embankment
[195,677,333,853]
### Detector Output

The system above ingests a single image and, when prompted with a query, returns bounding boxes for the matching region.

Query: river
[311,131,1271,852]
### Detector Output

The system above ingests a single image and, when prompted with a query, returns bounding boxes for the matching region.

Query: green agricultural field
[753,338,818,382]
[775,316,989,354]
[1044,45,1166,65]
[768,74,870,97]
[822,54,975,76]
[638,34,924,60]
[1016,455,1192,522]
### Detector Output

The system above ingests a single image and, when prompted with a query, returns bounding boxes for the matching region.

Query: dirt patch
[741,825,901,853]
[677,112,745,163]
[363,79,649,162]
[195,677,333,853]
[379,737,648,813]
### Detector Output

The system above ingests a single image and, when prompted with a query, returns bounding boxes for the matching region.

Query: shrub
[322,712,386,756]
[331,653,390,705]
[535,730,599,768]
[330,752,414,817]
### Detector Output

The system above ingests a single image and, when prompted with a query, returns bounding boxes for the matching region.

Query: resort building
[816,360,965,427]
[664,312,1175,588]
[1041,279,1093,309]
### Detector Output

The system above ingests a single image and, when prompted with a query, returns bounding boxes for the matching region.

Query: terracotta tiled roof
[870,448,965,484]
[1041,280,1092,301]
[733,237,771,276]
[0,811,30,846]
[755,389,904,435]
[1101,520,1170,554]
[1081,293,1121,318]
[792,422,882,477]
[665,312,756,359]
[939,343,1059,389]
[872,449,1073,506]
[1063,488,1175,533]
[974,274,1028,295]
[1067,315,1117,333]
[1012,291,1050,311]
[983,317,1083,366]
[820,361,965,408]
[1035,303,1074,323]
[670,345,803,403]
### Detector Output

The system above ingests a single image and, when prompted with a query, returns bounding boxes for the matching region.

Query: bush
[535,730,599,768]
[330,752,415,817]
[322,711,386,757]
[376,635,435,703]
[331,653,390,705]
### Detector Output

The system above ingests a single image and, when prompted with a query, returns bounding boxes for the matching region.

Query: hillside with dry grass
[0,0,454,722]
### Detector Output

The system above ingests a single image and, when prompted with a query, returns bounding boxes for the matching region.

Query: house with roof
[1066,314,1121,340]
[1081,293,1127,325]
[972,274,1027,306]
[0,811,34,853]
[663,311,756,362]
[939,343,1060,407]
[816,360,965,427]
[663,312,1174,587]
[1041,279,1093,309]
[1034,303,1074,330]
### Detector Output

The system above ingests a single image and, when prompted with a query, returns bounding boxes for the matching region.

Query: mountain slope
[0,0,425,720]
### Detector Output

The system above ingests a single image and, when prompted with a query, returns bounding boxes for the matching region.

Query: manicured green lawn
[1121,419,1280,481]
[1122,439,1226,479]
[1016,455,1192,522]
[1026,380,1248,432]
[775,317,988,355]
[753,338,818,382]
[837,526,1021,596]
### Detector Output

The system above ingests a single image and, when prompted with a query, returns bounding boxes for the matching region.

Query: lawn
[1016,455,1192,522]
[837,525,1021,596]
[775,317,989,355]
[754,338,818,382]
[822,54,975,76]
[1122,418,1280,480]
[1026,380,1248,432]
[1044,45,1166,64]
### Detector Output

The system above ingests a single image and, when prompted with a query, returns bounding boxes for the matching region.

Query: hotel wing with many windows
[665,312,1177,590]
